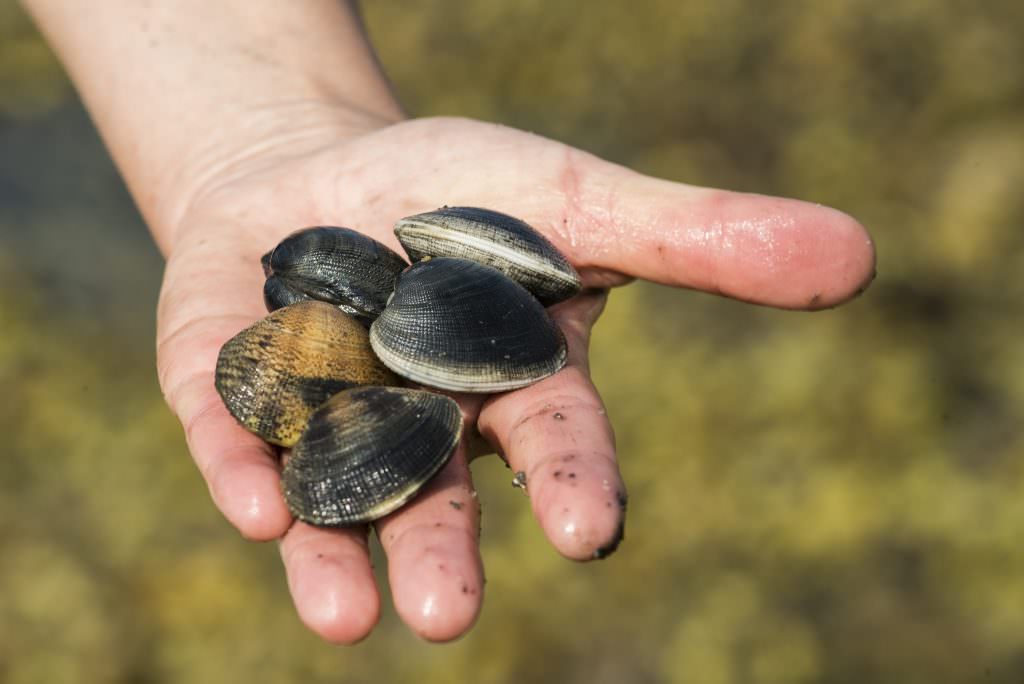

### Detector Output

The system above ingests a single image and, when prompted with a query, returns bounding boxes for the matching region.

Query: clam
[216,208,576,527]
[282,386,462,526]
[263,274,313,310]
[262,226,408,324]
[394,206,581,306]
[215,300,399,446]
[369,257,567,393]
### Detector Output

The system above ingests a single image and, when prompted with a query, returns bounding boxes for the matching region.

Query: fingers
[374,443,484,642]
[159,318,294,541]
[278,443,482,645]
[330,120,875,309]
[477,291,627,561]
[279,522,380,644]
[549,153,876,309]
[156,237,293,540]
[157,225,485,643]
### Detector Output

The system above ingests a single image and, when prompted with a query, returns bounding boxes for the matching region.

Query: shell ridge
[284,388,461,526]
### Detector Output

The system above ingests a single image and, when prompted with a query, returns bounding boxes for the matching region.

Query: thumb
[534,152,876,309]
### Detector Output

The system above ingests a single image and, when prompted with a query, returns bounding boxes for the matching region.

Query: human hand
[156,115,875,643]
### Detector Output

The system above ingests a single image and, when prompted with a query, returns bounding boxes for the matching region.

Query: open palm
[156,116,874,642]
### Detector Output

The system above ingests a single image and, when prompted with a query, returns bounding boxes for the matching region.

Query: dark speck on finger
[592,517,626,560]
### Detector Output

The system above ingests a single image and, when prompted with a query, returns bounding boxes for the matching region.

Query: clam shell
[262,226,408,324]
[215,300,399,446]
[282,386,462,526]
[263,275,312,310]
[394,206,582,306]
[369,257,567,393]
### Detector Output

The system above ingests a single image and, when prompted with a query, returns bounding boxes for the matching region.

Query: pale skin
[25,0,876,642]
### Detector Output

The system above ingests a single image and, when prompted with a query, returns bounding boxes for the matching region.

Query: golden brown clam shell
[214,301,399,446]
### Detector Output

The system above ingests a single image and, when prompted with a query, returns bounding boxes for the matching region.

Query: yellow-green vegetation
[0,2,67,117]
[2,0,1024,682]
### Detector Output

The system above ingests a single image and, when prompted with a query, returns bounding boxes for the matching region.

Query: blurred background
[2,0,1023,682]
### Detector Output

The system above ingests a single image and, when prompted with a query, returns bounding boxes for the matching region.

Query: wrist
[23,0,403,253]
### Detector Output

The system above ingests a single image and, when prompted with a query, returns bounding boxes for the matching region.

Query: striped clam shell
[282,386,462,525]
[262,226,407,325]
[394,206,581,306]
[369,257,567,393]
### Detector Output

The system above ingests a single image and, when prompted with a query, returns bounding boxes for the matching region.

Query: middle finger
[374,441,485,642]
